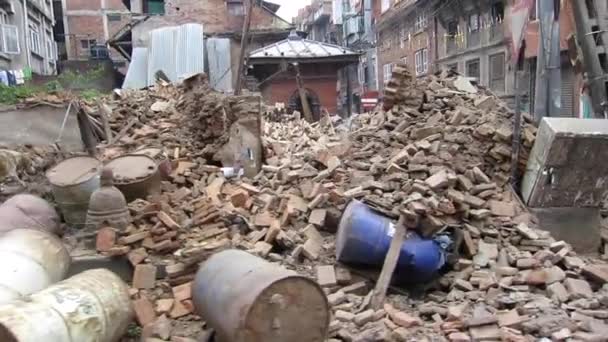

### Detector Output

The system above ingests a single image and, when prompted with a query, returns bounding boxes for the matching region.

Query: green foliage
[56,65,106,86]
[0,84,39,104]
[80,89,103,101]
[125,323,142,338]
[0,66,108,104]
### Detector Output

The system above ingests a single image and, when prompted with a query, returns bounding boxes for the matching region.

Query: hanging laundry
[6,71,16,86]
[0,71,8,86]
[14,70,24,85]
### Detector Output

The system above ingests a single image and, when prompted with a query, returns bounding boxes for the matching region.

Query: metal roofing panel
[176,24,205,81]
[206,38,233,93]
[249,37,359,59]
[147,26,178,86]
[122,47,149,89]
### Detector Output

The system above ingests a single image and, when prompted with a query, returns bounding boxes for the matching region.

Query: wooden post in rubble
[370,211,413,310]
[295,63,314,122]
[235,0,254,95]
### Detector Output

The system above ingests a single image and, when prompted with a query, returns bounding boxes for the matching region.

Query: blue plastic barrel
[335,200,446,283]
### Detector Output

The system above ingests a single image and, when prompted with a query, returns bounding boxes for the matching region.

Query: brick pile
[84,73,608,341]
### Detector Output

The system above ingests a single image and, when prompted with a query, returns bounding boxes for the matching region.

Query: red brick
[170,299,193,318]
[172,282,192,302]
[133,264,157,289]
[96,227,116,252]
[133,297,157,326]
[155,298,175,314]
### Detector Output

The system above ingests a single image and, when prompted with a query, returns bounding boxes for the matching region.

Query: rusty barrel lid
[46,156,101,187]
[106,155,158,185]
[133,147,165,160]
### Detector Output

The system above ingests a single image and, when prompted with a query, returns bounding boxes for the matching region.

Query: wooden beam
[235,0,254,95]
[370,215,406,310]
[294,63,314,122]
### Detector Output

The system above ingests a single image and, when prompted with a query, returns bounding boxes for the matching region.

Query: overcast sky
[274,0,311,22]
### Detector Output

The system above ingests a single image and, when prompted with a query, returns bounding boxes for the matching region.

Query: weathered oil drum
[0,269,133,342]
[193,249,330,342]
[0,229,70,305]
[132,147,173,180]
[0,194,61,235]
[106,155,161,202]
[336,200,447,283]
[46,156,101,228]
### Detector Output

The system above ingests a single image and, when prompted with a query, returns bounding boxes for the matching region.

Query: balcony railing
[444,21,505,57]
[446,36,460,54]
[313,1,331,23]
[490,21,505,43]
[467,30,480,48]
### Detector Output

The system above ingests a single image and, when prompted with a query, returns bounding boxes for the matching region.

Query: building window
[400,26,406,49]
[29,24,41,55]
[107,13,122,21]
[383,63,394,84]
[415,48,428,75]
[81,39,96,50]
[227,0,244,16]
[492,2,505,21]
[0,24,19,54]
[489,52,506,92]
[46,37,55,61]
[469,13,479,31]
[143,0,165,15]
[414,12,427,31]
[466,59,480,80]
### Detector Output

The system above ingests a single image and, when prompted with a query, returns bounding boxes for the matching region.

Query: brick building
[248,32,360,118]
[522,0,581,116]
[377,0,436,88]
[54,0,131,62]
[434,0,513,103]
[295,0,383,114]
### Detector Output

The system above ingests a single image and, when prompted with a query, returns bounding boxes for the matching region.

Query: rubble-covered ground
[2,69,608,342]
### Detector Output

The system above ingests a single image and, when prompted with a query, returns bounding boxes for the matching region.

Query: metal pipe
[0,194,61,235]
[0,229,70,305]
[22,0,31,69]
[193,250,330,342]
[0,269,133,342]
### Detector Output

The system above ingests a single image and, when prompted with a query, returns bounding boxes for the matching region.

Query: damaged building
[60,0,293,90]
[248,31,360,119]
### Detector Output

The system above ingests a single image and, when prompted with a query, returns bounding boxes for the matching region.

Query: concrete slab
[531,207,602,253]
[0,105,82,151]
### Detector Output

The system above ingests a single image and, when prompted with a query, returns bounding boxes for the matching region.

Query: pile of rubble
[5,69,608,341]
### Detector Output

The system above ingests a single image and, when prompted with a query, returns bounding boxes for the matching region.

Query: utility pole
[573,0,608,117]
[294,63,314,122]
[534,0,561,121]
[235,0,254,95]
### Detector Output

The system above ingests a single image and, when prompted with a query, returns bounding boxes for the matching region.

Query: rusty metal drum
[132,146,173,180]
[0,194,61,235]
[0,229,70,305]
[106,155,161,202]
[46,156,102,228]
[193,249,330,342]
[0,269,133,342]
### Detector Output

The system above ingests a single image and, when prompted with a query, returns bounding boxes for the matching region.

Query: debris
[316,265,337,287]
[133,264,157,289]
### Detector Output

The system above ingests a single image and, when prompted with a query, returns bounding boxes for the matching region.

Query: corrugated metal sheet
[147,26,178,86]
[249,35,359,59]
[122,23,206,89]
[122,47,149,89]
[206,38,233,93]
[176,24,205,81]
